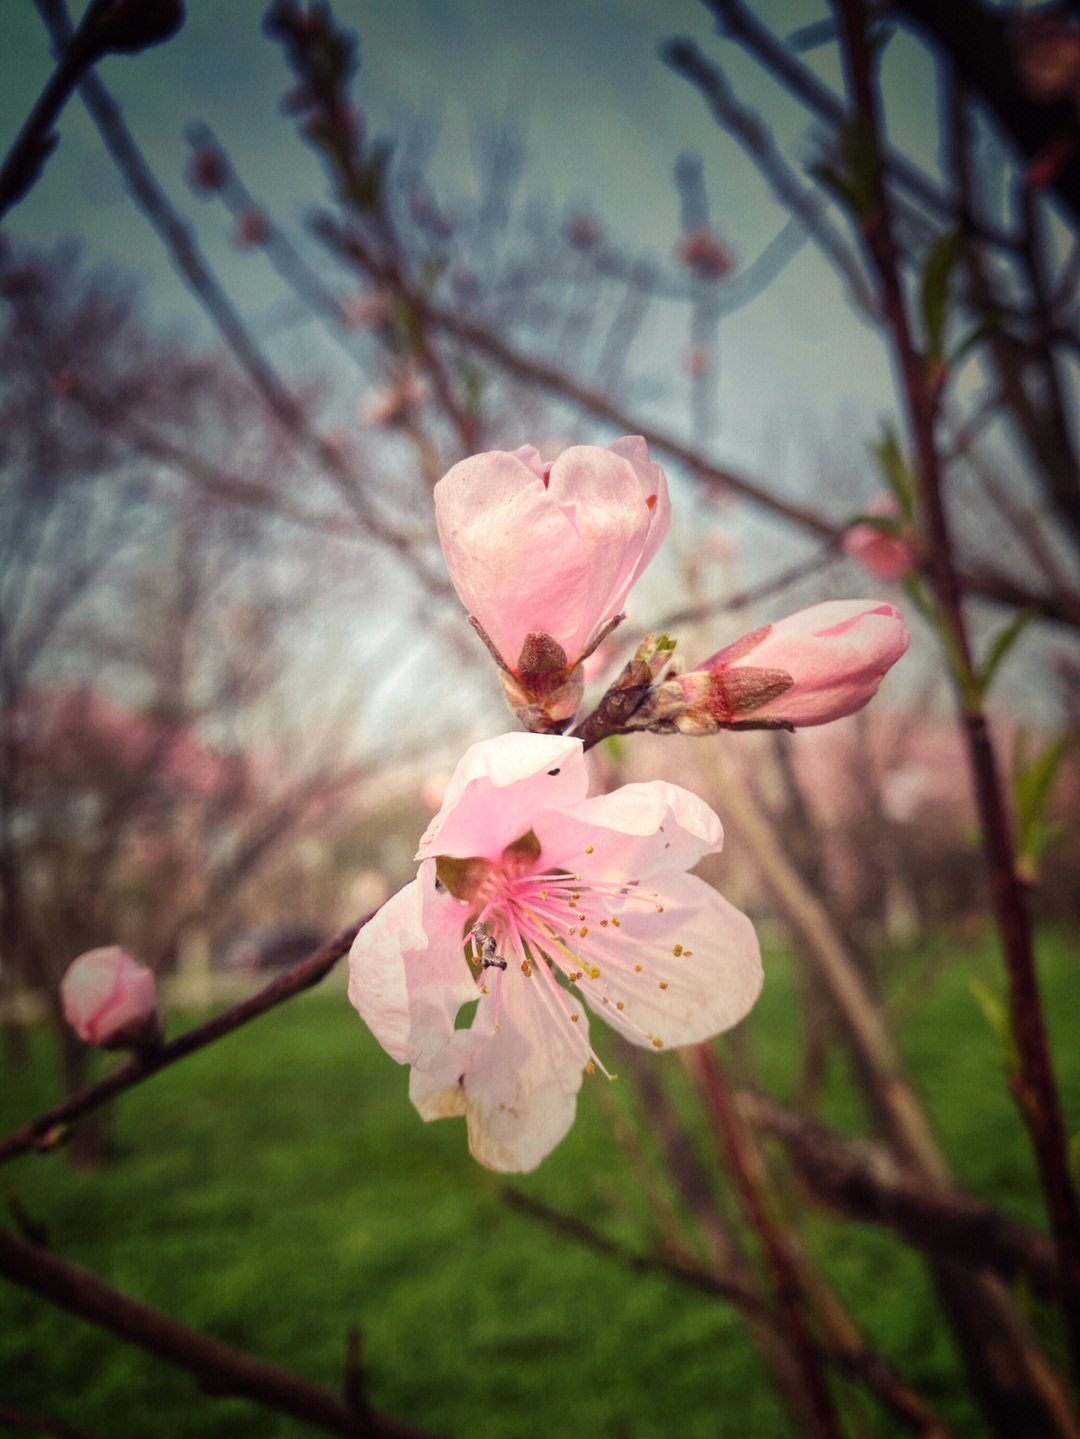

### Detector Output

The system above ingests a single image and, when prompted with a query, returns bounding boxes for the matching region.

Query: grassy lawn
[1,925,1076,1438]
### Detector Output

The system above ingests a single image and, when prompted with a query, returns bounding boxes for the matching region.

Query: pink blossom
[673,601,909,729]
[348,733,761,1172]
[675,227,737,279]
[843,498,915,581]
[434,437,671,685]
[61,947,160,1049]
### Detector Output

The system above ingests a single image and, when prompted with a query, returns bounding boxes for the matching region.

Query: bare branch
[0,1226,440,1439]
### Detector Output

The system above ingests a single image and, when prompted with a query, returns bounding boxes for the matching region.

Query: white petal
[410,972,585,1173]
[571,872,762,1049]
[533,780,722,881]
[347,864,475,1064]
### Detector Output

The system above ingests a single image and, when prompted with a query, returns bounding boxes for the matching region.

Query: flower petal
[568,872,762,1048]
[533,780,723,880]
[417,733,588,861]
[347,864,475,1065]
[409,975,585,1172]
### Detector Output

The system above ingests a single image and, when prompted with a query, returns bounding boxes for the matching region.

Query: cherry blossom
[433,438,670,716]
[843,498,915,581]
[666,601,910,730]
[348,733,761,1172]
[61,946,160,1049]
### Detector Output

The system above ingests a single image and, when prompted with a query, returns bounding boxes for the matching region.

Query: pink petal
[417,733,588,861]
[434,440,670,670]
[567,872,762,1048]
[347,864,475,1065]
[718,601,909,726]
[607,435,672,582]
[533,780,723,881]
[60,947,157,1047]
[409,977,584,1172]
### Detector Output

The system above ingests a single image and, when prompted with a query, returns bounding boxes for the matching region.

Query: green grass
[0,925,1076,1438]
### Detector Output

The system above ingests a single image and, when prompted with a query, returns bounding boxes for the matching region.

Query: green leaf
[948,314,1001,369]
[920,230,962,369]
[969,977,1018,1075]
[868,423,917,516]
[975,609,1034,700]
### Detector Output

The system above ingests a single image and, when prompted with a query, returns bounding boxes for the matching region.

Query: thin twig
[0,1226,439,1439]
[0,920,364,1165]
[687,1045,844,1439]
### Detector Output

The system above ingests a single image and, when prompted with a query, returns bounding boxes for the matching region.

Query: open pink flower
[348,733,761,1172]
[434,437,670,684]
[843,498,915,582]
[671,601,909,729]
[61,946,160,1049]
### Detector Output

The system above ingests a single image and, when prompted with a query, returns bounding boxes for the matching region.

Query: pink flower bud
[675,226,736,279]
[434,437,671,687]
[188,147,226,195]
[234,209,267,247]
[843,498,915,581]
[61,947,160,1049]
[686,601,909,728]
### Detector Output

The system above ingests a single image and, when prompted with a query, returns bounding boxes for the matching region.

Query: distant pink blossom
[234,209,267,247]
[672,601,909,729]
[675,226,736,279]
[843,498,915,581]
[434,437,670,680]
[61,947,160,1049]
[188,146,226,194]
[348,733,761,1172]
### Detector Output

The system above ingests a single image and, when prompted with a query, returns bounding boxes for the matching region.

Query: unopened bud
[61,947,162,1051]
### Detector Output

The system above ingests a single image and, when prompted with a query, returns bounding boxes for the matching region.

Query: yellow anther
[586,965,600,980]
[616,1001,624,1011]
[521,960,532,977]
[585,1061,596,1074]
[652,1038,663,1049]
[659,982,669,990]
[584,844,594,854]
[673,944,683,957]
[634,964,643,973]
[570,1013,579,1022]
[579,926,588,937]
[611,918,621,927]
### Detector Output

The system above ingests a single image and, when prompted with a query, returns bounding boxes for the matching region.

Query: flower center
[437,830,697,1067]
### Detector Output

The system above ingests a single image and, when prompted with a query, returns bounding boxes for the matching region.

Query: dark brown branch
[886,0,1080,230]
[499,1187,772,1316]
[696,0,1019,250]
[0,920,364,1165]
[0,0,182,217]
[0,1403,110,1439]
[0,1226,439,1439]
[688,1045,845,1439]
[835,0,1080,1395]
[739,1094,1061,1303]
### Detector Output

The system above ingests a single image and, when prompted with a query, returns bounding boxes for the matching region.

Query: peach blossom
[349,733,761,1171]
[434,437,670,680]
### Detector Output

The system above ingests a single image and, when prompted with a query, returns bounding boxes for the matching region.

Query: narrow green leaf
[976,609,1034,699]
[920,229,962,369]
